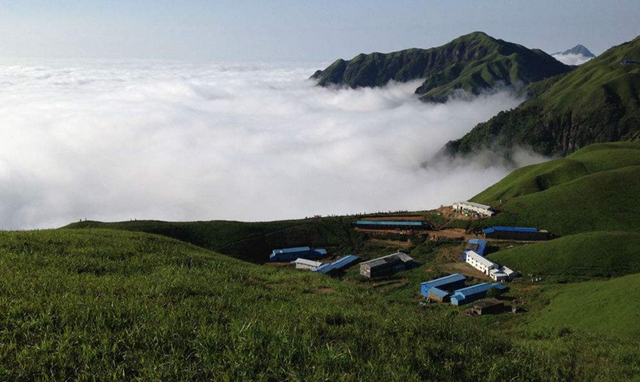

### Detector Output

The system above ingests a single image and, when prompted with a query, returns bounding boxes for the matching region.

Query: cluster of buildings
[270,246,361,275]
[420,273,508,306]
[452,201,495,217]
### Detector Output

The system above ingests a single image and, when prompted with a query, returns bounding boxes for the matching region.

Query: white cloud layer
[0,60,543,229]
[552,53,593,66]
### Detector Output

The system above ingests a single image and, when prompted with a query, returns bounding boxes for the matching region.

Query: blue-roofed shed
[353,220,429,231]
[314,255,361,275]
[269,247,328,262]
[483,226,548,241]
[420,273,467,297]
[450,282,507,306]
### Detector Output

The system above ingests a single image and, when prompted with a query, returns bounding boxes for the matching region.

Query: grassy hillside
[525,273,640,340]
[64,218,365,263]
[311,32,570,102]
[3,229,637,380]
[470,142,640,236]
[489,231,640,278]
[444,34,640,157]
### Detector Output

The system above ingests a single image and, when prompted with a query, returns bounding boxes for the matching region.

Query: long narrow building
[269,247,328,262]
[359,252,414,278]
[452,201,495,217]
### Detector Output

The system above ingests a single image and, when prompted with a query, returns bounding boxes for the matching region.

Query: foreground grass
[522,273,640,341]
[1,229,638,381]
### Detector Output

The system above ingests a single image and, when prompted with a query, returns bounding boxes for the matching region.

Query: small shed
[471,298,505,315]
[359,252,414,278]
[294,258,324,271]
[269,247,328,262]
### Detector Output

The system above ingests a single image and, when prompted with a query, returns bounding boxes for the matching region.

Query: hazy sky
[1,0,639,61]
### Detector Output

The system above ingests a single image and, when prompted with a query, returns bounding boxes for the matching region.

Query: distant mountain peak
[311,32,570,102]
[554,44,596,58]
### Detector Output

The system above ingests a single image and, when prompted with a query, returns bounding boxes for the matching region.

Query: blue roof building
[353,220,429,230]
[269,247,328,262]
[314,255,361,275]
[450,282,508,306]
[483,226,548,241]
[462,239,488,260]
[420,273,467,297]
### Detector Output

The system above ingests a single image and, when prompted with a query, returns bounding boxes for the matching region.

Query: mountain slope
[489,231,640,278]
[311,32,571,102]
[63,218,364,264]
[443,35,640,157]
[4,229,634,380]
[470,142,640,236]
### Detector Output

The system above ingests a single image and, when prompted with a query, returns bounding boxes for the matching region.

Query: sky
[1,0,639,61]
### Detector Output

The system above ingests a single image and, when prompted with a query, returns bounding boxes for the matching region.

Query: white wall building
[490,266,518,281]
[452,201,495,217]
[466,250,498,275]
[294,258,324,271]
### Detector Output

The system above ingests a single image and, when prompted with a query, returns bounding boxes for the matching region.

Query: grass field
[489,231,640,279]
[470,142,640,236]
[1,229,638,380]
[523,273,640,340]
[65,218,366,263]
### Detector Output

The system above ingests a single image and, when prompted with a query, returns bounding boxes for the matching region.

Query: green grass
[470,142,640,236]
[524,273,640,340]
[3,229,638,380]
[489,232,640,278]
[448,34,640,156]
[64,217,365,263]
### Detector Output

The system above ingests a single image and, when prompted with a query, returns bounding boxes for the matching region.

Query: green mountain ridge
[443,35,640,158]
[312,32,571,102]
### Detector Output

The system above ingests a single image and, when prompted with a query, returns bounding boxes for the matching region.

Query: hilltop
[311,32,571,102]
[442,35,640,158]
[553,44,596,58]
[470,142,640,236]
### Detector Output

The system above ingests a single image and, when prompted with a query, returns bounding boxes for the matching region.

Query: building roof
[454,201,493,210]
[490,283,509,291]
[483,226,538,234]
[294,258,323,266]
[421,273,466,289]
[314,255,360,274]
[272,246,311,254]
[473,298,504,309]
[466,251,497,268]
[361,252,414,268]
[453,282,493,298]
[466,239,488,256]
[429,287,449,298]
[355,220,425,227]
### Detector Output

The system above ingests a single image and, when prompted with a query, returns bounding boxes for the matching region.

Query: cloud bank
[0,60,542,229]
[552,53,593,66]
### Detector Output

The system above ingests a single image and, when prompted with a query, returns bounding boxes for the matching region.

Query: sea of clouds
[552,53,593,66]
[0,59,547,229]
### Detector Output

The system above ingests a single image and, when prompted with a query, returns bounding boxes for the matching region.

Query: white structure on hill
[452,201,495,217]
[466,250,498,275]
[294,258,324,271]
[490,266,518,281]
